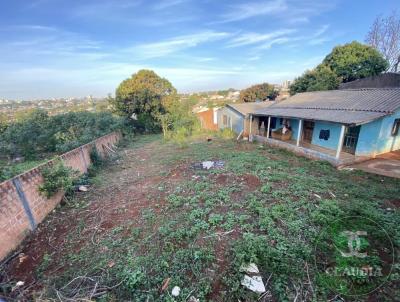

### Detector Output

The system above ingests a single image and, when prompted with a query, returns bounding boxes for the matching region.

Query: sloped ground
[1,134,400,301]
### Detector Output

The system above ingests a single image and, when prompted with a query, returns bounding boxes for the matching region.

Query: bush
[218,128,236,140]
[39,161,75,198]
[0,110,128,160]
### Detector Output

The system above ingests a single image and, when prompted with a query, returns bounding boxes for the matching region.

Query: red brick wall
[197,109,218,130]
[0,132,121,261]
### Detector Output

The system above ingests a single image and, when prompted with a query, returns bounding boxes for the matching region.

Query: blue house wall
[289,119,300,139]
[355,119,382,156]
[356,109,400,156]
[264,111,400,157]
[217,106,244,134]
[311,122,342,150]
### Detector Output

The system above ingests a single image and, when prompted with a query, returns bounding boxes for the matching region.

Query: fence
[0,132,121,261]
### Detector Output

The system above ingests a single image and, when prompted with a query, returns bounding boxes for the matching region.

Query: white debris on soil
[341,167,354,171]
[241,275,266,294]
[12,281,25,292]
[194,160,225,170]
[78,185,88,192]
[15,281,24,287]
[240,263,260,274]
[240,263,266,294]
[202,161,215,170]
[171,286,181,297]
[188,296,200,302]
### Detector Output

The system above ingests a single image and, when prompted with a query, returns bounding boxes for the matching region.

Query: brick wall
[0,132,121,261]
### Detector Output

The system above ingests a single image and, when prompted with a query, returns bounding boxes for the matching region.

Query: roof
[252,88,400,125]
[226,101,275,117]
[339,73,400,89]
[193,106,220,114]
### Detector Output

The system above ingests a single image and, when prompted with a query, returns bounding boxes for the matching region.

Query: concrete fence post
[12,178,36,230]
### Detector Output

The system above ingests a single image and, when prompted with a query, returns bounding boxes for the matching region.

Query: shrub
[39,161,75,198]
[218,128,236,140]
[0,110,128,160]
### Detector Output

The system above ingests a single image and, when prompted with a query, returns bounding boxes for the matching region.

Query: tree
[239,83,278,103]
[111,70,177,125]
[366,11,400,72]
[0,113,7,133]
[290,65,340,95]
[323,41,388,83]
[290,41,388,94]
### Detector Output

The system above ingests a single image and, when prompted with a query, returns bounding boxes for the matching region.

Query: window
[223,115,228,126]
[392,118,400,136]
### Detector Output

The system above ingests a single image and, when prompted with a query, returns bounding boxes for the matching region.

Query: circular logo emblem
[314,215,394,296]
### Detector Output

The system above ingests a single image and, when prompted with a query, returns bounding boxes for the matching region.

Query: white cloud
[227,29,295,47]
[152,0,187,10]
[73,0,142,17]
[219,0,287,23]
[132,31,231,58]
[258,37,291,49]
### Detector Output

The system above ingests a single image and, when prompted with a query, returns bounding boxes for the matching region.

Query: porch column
[336,125,346,159]
[266,116,271,139]
[296,119,303,147]
[249,115,253,142]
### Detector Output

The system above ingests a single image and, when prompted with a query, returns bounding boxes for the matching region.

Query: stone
[78,185,88,192]
[171,286,181,297]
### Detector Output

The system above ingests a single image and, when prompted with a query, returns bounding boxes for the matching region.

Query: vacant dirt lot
[1,134,399,301]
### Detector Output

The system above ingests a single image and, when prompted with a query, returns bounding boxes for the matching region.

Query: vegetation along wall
[0,132,121,261]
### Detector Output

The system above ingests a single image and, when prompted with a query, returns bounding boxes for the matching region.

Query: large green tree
[111,70,177,124]
[323,41,388,82]
[290,65,341,95]
[239,83,278,103]
[290,41,389,94]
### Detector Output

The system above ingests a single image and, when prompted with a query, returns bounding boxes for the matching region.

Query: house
[195,107,219,130]
[217,102,275,136]
[249,88,400,166]
[339,72,400,89]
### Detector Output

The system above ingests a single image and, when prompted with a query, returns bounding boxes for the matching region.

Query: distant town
[0,81,291,122]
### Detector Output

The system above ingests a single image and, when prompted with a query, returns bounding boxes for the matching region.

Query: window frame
[392,118,400,136]
[223,115,228,126]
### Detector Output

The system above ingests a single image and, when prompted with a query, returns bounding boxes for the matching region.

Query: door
[343,126,361,154]
[303,121,315,143]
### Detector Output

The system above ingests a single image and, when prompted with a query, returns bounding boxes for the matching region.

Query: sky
[0,0,398,99]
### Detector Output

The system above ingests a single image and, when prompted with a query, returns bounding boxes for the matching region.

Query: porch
[253,135,367,166]
[249,115,368,167]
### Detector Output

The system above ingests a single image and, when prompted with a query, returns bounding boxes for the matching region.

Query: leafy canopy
[323,41,389,82]
[112,69,177,121]
[290,65,341,95]
[290,41,389,95]
[0,110,126,160]
[239,83,278,103]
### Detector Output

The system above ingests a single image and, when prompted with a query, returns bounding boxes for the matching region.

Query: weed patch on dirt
[1,134,400,301]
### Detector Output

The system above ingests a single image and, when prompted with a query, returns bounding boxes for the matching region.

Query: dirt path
[1,136,191,299]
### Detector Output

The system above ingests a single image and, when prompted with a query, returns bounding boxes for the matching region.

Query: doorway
[303,121,315,143]
[343,126,361,155]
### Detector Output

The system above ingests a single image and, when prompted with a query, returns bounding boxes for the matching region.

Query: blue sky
[0,0,398,99]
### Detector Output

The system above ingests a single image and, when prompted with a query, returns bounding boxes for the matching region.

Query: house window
[223,115,228,126]
[392,119,400,136]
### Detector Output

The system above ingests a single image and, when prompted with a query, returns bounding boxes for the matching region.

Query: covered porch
[249,114,368,167]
